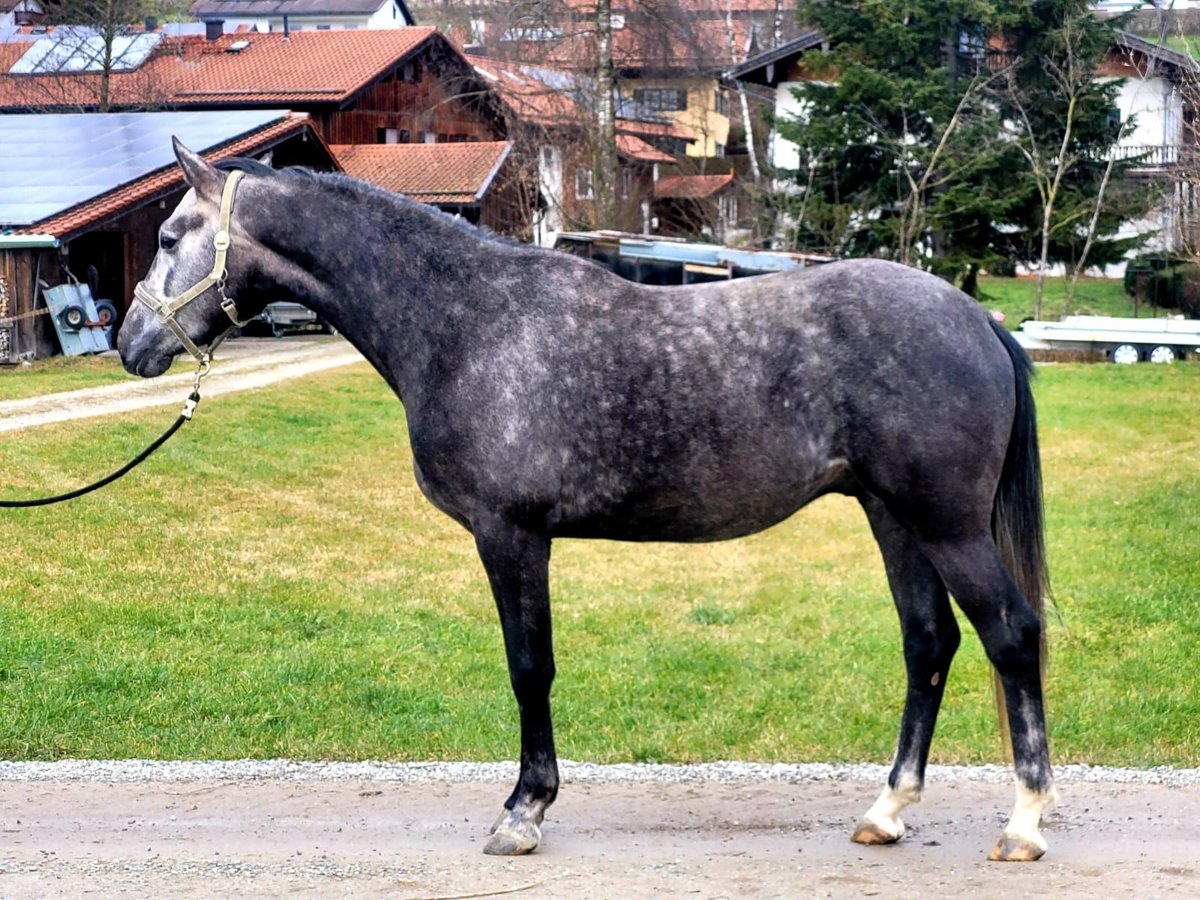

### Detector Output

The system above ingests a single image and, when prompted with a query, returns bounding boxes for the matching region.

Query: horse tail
[988,319,1050,751]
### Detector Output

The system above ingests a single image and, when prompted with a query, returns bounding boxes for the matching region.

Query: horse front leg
[473,517,558,856]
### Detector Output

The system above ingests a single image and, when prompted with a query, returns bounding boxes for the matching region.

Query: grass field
[0,354,133,401]
[0,353,1198,767]
[976,274,1148,325]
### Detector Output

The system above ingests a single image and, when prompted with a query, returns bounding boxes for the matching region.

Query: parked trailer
[1018,315,1200,363]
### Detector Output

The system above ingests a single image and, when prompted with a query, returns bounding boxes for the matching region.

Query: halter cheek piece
[133,170,248,364]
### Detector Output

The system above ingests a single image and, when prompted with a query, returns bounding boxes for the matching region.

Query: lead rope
[0,355,212,508]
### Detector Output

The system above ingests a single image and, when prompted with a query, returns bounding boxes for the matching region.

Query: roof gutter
[0,233,60,249]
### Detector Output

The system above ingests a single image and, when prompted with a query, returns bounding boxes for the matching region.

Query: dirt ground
[0,775,1196,898]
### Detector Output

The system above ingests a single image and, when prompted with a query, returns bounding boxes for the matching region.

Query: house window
[400,60,421,84]
[716,90,729,117]
[541,146,554,166]
[620,167,633,199]
[1107,106,1123,136]
[575,168,594,200]
[317,24,331,31]
[715,142,725,157]
[634,88,687,112]
[378,127,399,144]
[722,194,739,228]
[399,129,410,143]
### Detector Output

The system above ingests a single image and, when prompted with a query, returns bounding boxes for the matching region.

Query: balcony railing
[1111,144,1197,171]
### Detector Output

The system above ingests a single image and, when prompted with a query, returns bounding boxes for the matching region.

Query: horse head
[119,139,266,377]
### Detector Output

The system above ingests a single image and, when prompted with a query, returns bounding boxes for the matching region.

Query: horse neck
[252,177,499,402]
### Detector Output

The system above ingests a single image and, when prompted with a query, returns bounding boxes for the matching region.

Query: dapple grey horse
[118,142,1054,861]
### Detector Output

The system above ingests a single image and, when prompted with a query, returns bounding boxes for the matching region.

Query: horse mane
[219,157,521,249]
[215,156,279,178]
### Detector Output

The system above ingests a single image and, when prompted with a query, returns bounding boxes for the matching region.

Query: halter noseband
[133,169,248,364]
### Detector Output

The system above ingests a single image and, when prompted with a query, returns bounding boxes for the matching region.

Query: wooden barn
[0,29,528,237]
[0,28,506,151]
[0,111,336,362]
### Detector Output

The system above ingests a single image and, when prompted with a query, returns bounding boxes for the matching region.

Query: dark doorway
[66,231,128,322]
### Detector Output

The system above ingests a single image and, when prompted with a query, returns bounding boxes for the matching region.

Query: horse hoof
[988,833,1046,862]
[484,810,541,856]
[851,819,902,846]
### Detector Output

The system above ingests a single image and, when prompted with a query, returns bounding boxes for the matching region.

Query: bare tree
[725,0,759,184]
[1000,11,1125,318]
[9,0,170,113]
[593,0,619,225]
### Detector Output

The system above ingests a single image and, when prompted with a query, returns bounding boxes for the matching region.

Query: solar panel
[9,29,163,75]
[0,110,291,227]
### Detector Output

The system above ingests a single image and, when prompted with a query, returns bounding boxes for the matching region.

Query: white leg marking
[860,769,923,840]
[1000,779,1058,852]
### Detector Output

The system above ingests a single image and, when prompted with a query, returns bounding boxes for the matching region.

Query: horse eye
[159,232,178,251]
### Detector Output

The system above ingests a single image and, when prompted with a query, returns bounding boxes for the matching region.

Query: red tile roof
[21,113,326,239]
[617,117,696,141]
[616,133,674,163]
[493,2,764,73]
[165,30,440,104]
[654,172,734,200]
[330,141,512,204]
[0,28,443,110]
[467,55,584,128]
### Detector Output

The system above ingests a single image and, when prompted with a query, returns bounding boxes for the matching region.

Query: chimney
[283,15,289,39]
[145,16,158,32]
[206,19,224,41]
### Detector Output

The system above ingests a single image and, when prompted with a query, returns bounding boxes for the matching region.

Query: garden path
[0,336,364,433]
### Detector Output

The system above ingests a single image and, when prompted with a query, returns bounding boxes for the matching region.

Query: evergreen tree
[779,0,1149,297]
[997,0,1149,311]
[781,0,1017,289]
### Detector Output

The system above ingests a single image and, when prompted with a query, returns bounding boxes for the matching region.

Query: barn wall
[319,43,503,145]
[0,248,59,363]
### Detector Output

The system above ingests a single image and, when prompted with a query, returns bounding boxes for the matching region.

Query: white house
[1102,31,1200,261]
[731,28,1200,266]
[188,0,415,33]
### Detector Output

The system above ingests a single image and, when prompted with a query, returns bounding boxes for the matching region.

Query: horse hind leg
[852,497,961,846]
[919,533,1056,861]
[473,516,559,856]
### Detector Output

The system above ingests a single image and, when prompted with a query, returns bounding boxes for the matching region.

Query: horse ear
[172,137,221,198]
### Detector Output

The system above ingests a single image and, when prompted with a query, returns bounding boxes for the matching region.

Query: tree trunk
[593,0,618,228]
[960,262,980,298]
[1065,155,1118,314]
[726,1,759,184]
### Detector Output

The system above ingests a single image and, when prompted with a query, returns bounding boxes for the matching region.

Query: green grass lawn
[976,274,1150,326]
[1163,34,1200,58]
[0,357,1197,766]
[0,354,133,401]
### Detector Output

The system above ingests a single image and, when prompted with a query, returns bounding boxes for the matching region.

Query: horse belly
[550,450,848,543]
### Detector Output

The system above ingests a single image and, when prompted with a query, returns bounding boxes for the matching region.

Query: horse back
[407,257,1015,542]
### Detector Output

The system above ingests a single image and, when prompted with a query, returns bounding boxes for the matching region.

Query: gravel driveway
[0,761,1197,898]
[0,336,365,433]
